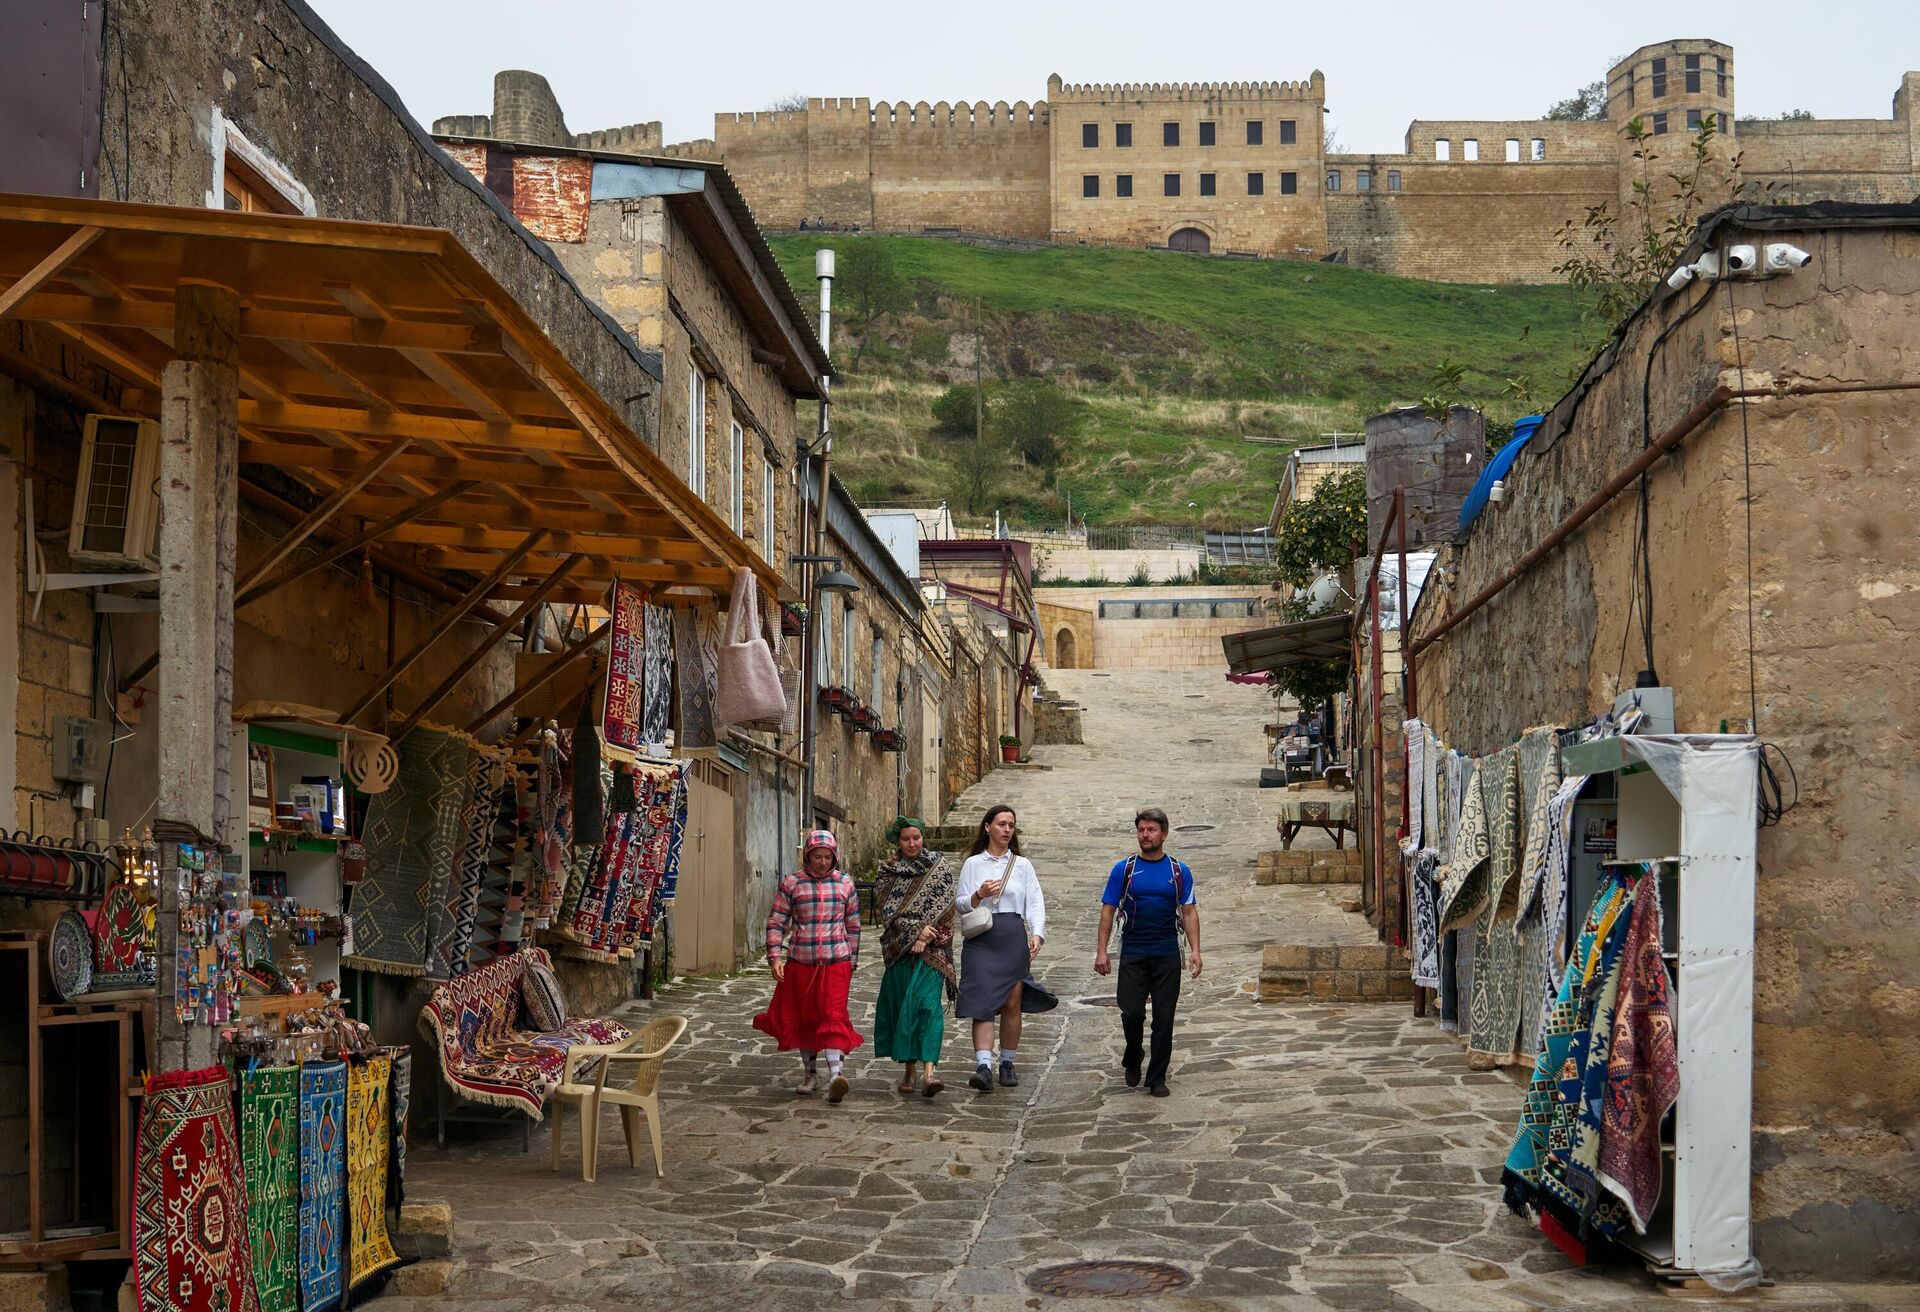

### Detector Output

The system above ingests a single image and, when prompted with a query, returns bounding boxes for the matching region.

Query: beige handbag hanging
[715,568,787,729]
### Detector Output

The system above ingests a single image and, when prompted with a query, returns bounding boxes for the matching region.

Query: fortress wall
[1738,115,1918,204]
[1400,119,1617,162]
[1326,158,1619,284]
[870,99,1052,237]
[807,97,877,229]
[713,108,814,228]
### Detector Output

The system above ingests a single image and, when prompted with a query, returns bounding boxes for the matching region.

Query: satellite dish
[1304,572,1344,615]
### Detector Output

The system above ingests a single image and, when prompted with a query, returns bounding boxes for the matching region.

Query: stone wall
[1035,545,1201,583]
[1405,218,1920,1278]
[1036,585,1264,669]
[1035,599,1095,670]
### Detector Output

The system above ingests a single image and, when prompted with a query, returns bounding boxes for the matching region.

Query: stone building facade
[443,43,1920,282]
[1399,205,1920,1278]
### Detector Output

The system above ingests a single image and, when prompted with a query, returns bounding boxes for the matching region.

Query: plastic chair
[550,1015,688,1182]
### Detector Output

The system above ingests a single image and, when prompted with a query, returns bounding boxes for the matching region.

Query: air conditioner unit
[68,415,162,569]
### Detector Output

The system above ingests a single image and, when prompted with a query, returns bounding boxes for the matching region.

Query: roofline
[430,132,831,389]
[803,473,925,619]
[278,1,663,383]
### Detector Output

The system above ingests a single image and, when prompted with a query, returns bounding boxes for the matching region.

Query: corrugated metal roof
[1221,613,1352,674]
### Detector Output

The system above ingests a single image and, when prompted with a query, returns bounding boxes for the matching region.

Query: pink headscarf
[801,829,840,876]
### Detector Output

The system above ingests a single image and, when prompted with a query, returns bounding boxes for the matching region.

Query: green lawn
[767,234,1600,525]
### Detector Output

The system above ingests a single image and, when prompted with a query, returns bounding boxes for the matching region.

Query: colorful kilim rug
[94,882,147,983]
[345,728,477,976]
[641,601,673,744]
[240,1066,299,1312]
[436,748,506,978]
[1512,727,1563,1063]
[1407,847,1441,989]
[418,947,632,1119]
[133,1066,260,1312]
[1597,877,1679,1234]
[298,1061,347,1312]
[674,601,721,749]
[1436,760,1487,931]
[346,1057,403,1299]
[1467,747,1523,1066]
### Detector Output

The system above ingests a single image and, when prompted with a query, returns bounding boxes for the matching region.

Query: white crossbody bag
[959,851,1014,939]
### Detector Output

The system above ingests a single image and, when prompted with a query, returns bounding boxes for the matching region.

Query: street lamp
[792,554,860,596]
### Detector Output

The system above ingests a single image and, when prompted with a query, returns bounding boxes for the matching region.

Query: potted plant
[874,728,904,752]
[822,686,850,714]
[999,734,1021,763]
[853,706,878,732]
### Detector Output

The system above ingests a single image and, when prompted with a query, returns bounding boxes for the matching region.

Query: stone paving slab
[395,669,1910,1312]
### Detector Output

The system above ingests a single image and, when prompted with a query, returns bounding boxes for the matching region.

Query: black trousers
[1117,953,1182,1086]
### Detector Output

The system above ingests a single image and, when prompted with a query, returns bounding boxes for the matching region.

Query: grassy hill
[766,235,1600,526]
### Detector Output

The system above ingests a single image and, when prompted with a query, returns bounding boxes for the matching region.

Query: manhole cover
[1184,693,1207,699]
[1090,672,1112,678]
[1175,823,1215,833]
[1188,737,1213,744]
[1027,1260,1193,1298]
[1076,996,1119,1007]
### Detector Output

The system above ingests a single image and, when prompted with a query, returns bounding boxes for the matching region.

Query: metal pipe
[800,249,835,841]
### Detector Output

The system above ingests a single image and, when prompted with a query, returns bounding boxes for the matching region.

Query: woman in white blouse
[953,805,1058,1092]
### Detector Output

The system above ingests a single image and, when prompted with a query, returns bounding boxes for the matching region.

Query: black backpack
[1117,853,1188,948]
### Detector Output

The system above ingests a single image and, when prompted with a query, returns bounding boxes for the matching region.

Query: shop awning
[0,194,777,602]
[1221,612,1352,675]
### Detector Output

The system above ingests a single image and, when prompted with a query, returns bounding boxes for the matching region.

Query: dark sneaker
[1123,1062,1142,1088]
[999,1061,1019,1087]
[826,1074,850,1104]
[1149,1082,1171,1098]
[969,1062,994,1092]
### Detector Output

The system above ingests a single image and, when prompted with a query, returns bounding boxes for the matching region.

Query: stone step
[1259,941,1415,1003]
[1255,848,1362,884]
[395,1198,454,1260]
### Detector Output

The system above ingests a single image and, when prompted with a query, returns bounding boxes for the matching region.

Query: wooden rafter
[0,225,103,318]
[234,480,477,610]
[465,618,611,735]
[237,400,580,451]
[234,438,416,594]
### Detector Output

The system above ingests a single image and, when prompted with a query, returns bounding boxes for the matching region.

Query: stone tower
[1606,40,1739,214]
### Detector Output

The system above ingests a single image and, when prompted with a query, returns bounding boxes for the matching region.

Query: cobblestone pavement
[397,670,1912,1312]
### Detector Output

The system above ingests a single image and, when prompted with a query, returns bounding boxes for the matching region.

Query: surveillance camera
[1725,244,1758,276]
[1765,242,1813,272]
[1666,264,1695,290]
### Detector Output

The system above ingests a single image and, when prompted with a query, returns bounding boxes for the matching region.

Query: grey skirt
[956,912,1059,1021]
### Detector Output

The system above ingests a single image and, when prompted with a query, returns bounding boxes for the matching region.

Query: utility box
[52,715,107,784]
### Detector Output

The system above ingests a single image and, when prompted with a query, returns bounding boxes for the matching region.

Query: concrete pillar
[155,283,239,1073]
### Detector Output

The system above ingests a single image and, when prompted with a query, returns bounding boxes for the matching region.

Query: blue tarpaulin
[1459,415,1544,533]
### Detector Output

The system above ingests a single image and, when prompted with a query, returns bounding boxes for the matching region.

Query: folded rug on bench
[419,947,631,1119]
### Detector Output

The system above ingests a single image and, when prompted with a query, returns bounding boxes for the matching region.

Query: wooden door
[677,773,738,973]
[1168,227,1211,254]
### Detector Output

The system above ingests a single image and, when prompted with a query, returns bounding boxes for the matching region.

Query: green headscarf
[886,815,927,845]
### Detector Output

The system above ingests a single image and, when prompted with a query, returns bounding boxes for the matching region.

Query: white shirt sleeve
[1021,857,1046,942]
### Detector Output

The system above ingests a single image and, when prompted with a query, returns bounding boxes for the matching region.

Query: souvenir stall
[1401,704,1760,1287]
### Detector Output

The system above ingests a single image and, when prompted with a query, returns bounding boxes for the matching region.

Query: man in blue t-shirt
[1094,807,1204,1097]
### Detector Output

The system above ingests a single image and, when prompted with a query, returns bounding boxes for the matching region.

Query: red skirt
[752,959,863,1053]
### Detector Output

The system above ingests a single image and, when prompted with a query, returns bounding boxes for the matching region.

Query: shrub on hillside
[992,382,1082,485]
[931,383,983,437]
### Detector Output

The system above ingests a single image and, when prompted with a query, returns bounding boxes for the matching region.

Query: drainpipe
[799,249,834,844]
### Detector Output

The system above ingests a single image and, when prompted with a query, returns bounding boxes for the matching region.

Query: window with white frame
[686,368,707,497]
[841,600,856,696]
[816,593,834,687]
[761,460,777,561]
[728,420,745,532]
[870,636,884,711]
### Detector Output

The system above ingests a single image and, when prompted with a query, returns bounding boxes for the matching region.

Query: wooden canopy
[0,194,778,602]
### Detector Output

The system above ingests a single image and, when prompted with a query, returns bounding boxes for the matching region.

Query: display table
[1276,797,1356,849]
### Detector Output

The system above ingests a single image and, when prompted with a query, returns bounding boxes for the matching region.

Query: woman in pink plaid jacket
[753,830,865,1102]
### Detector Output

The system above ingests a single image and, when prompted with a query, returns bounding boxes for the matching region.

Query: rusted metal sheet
[1,0,104,198]
[439,142,488,185]
[510,156,593,243]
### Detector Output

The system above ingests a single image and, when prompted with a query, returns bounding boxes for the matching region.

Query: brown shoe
[920,1076,944,1098]
[826,1074,850,1104]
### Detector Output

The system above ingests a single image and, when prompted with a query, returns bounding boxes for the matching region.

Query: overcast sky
[310,1,1919,154]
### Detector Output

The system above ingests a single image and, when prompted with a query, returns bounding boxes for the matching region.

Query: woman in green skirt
[872,817,957,1097]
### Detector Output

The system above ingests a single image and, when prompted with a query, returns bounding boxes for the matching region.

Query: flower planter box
[822,687,851,714]
[873,728,905,752]
[852,707,878,732]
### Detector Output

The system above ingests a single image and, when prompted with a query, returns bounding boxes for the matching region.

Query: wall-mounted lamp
[791,553,861,594]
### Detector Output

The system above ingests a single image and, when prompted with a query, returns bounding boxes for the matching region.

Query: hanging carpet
[1404,719,1428,850]
[386,1049,412,1217]
[1466,747,1523,1067]
[436,748,509,978]
[345,1056,403,1300]
[93,881,149,987]
[1512,726,1564,1064]
[675,601,722,750]
[1597,877,1679,1234]
[642,601,673,745]
[298,1061,347,1312]
[133,1066,259,1312]
[240,1066,300,1312]
[1406,847,1441,989]
[345,728,477,976]
[1436,760,1487,932]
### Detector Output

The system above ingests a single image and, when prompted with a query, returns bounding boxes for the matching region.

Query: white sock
[975,1049,993,1067]
[824,1048,844,1076]
[1000,1048,1018,1065]
[801,1050,817,1072]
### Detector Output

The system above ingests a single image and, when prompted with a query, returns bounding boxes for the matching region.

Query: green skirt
[873,956,947,1064]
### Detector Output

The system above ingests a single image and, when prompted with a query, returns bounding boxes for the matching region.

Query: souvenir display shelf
[1556,733,1758,1279]
[235,723,346,1009]
[0,932,150,1267]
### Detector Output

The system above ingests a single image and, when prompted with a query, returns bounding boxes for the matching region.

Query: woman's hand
[770,956,786,983]
[975,878,1005,903]
[1028,935,1043,960]
[910,925,934,955]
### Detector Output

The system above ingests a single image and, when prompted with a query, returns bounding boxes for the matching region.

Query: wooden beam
[0,226,104,318]
[399,349,513,423]
[391,553,585,742]
[269,339,388,410]
[234,480,476,609]
[7,293,507,354]
[384,523,712,561]
[239,441,639,494]
[237,399,583,451]
[338,529,547,724]
[235,438,415,594]
[465,619,610,735]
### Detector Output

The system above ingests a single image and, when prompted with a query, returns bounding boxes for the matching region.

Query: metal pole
[800,249,834,841]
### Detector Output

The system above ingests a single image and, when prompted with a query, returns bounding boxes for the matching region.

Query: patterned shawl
[873,850,958,984]
[1597,873,1679,1235]
[1403,719,1428,849]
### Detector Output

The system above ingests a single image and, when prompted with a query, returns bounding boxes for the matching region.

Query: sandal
[920,1075,944,1098]
[898,1064,918,1095]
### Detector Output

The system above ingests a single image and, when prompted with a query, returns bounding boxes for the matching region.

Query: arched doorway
[1168,227,1211,254]
[1055,627,1078,669]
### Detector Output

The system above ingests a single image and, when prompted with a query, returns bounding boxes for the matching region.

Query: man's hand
[771,956,786,983]
[1188,950,1204,980]
[1093,950,1111,976]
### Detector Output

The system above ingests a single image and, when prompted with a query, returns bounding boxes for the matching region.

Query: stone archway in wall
[1054,626,1078,669]
[1168,227,1212,254]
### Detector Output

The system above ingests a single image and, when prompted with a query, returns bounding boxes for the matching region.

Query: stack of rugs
[1399,718,1679,1253]
[344,724,684,979]
[133,1050,412,1312]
